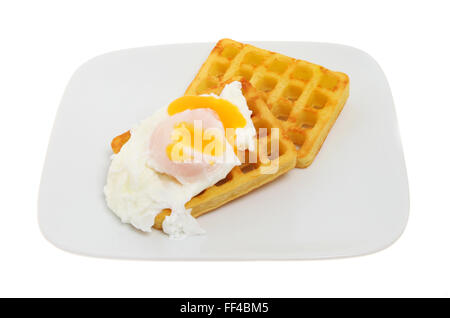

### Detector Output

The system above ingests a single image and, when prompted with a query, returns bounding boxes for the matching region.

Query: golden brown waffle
[186,39,350,168]
[111,80,297,230]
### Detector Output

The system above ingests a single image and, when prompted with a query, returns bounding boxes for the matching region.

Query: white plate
[38,41,409,260]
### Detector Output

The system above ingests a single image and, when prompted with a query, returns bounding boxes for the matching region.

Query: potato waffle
[186,39,349,168]
[111,80,297,230]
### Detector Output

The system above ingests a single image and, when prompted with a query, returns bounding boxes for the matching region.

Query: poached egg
[104,81,256,239]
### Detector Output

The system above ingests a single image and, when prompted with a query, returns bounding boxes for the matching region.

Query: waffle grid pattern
[185,39,350,168]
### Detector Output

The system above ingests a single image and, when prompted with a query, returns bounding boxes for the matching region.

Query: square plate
[38,41,409,260]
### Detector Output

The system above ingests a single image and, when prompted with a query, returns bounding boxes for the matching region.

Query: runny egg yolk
[167,96,247,130]
[166,122,225,163]
[166,96,247,163]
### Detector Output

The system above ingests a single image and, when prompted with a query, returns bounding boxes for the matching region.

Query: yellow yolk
[166,122,225,163]
[167,96,247,130]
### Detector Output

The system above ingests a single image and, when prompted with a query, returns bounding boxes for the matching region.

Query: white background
[1,0,449,297]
